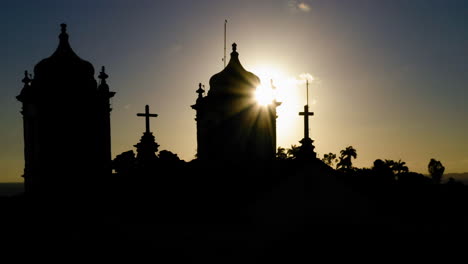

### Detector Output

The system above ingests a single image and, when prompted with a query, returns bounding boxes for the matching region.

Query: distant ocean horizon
[0,183,24,196]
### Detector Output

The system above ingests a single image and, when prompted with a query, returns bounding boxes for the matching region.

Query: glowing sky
[1,0,467,182]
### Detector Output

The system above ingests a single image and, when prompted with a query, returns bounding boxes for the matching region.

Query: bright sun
[251,64,302,109]
[255,85,275,106]
[251,64,315,148]
[252,65,285,106]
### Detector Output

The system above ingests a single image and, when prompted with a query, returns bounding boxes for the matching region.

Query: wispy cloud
[289,1,312,13]
[296,73,318,104]
[298,2,311,12]
[299,73,314,82]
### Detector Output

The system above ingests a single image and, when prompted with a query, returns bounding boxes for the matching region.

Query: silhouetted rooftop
[208,43,260,97]
[34,24,94,82]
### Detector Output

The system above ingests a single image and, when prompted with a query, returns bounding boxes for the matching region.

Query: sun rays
[251,64,316,147]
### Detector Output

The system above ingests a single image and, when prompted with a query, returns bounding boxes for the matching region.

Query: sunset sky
[1,0,467,182]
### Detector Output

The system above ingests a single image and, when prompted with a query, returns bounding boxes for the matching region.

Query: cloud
[299,73,314,82]
[298,2,311,12]
[289,1,311,13]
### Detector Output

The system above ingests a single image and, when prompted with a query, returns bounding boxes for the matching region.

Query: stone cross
[299,80,314,139]
[137,105,158,133]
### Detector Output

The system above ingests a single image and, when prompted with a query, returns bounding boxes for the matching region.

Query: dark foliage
[2,157,468,260]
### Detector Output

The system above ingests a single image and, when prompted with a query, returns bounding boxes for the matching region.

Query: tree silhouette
[446,177,464,186]
[287,145,300,160]
[337,146,357,170]
[398,171,431,185]
[384,159,395,169]
[322,153,337,168]
[113,150,136,174]
[373,159,395,182]
[276,147,288,160]
[392,159,409,175]
[428,159,445,184]
[158,150,181,162]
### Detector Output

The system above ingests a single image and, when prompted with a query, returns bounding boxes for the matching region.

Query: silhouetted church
[192,43,280,161]
[17,24,115,193]
[16,25,281,194]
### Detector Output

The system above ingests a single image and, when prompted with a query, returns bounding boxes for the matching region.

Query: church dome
[33,24,95,84]
[208,43,260,97]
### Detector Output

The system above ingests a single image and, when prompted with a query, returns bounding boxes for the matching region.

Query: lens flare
[250,64,309,148]
[255,85,274,106]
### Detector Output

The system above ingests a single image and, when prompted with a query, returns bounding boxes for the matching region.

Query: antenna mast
[306,79,309,105]
[224,19,227,68]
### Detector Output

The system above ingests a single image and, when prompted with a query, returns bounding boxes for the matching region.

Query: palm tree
[337,146,357,170]
[276,147,288,160]
[392,159,409,175]
[287,145,300,160]
[384,159,396,169]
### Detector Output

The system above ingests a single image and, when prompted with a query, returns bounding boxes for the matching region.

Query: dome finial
[58,23,69,43]
[60,23,67,33]
[99,66,109,82]
[22,70,31,84]
[232,43,237,52]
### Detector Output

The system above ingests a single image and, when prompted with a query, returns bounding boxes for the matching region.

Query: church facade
[17,24,115,193]
[192,43,280,162]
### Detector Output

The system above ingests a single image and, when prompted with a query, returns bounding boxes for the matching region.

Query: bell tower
[17,24,115,193]
[192,43,280,162]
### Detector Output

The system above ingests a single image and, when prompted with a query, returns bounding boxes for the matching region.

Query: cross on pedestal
[137,105,158,133]
[299,80,314,139]
[299,105,314,139]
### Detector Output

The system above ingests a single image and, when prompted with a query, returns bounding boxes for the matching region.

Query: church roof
[208,43,260,97]
[33,24,95,82]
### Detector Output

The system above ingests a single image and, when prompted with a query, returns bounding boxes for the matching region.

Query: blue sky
[1,0,467,182]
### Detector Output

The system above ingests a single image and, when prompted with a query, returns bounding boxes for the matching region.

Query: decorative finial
[58,23,69,44]
[232,43,237,52]
[60,23,67,34]
[196,83,205,99]
[99,66,109,81]
[22,70,31,84]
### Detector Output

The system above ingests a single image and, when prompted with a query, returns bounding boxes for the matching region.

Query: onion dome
[208,43,260,97]
[33,24,95,85]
